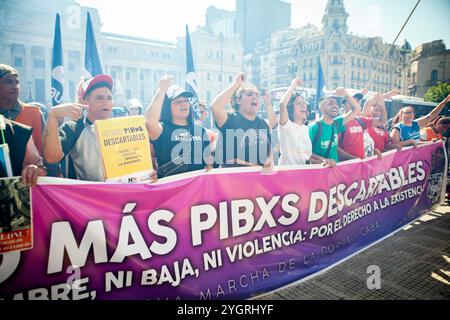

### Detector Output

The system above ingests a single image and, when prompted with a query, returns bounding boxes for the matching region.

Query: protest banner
[0,142,446,300]
[95,115,153,183]
[0,177,33,254]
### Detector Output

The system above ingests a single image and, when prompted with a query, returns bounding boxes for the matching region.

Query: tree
[424,82,450,103]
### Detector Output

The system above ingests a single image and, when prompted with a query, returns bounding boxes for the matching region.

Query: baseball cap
[166,85,194,100]
[81,74,113,99]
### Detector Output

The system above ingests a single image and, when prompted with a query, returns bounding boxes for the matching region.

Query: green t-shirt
[308,116,346,162]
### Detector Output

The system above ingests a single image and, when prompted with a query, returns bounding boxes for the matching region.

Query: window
[111,71,117,80]
[206,91,211,103]
[31,46,45,69]
[228,75,233,83]
[125,89,131,100]
[218,74,222,82]
[33,59,45,69]
[430,70,438,82]
[69,81,75,101]
[333,42,339,52]
[11,44,25,69]
[207,73,212,81]
[35,79,45,103]
[140,73,144,81]
[14,57,23,68]
[309,72,313,80]
[140,90,145,102]
[126,72,131,81]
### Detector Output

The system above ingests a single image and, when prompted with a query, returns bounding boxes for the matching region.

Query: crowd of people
[1,63,450,189]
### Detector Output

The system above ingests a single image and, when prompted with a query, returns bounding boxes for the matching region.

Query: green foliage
[424,82,450,103]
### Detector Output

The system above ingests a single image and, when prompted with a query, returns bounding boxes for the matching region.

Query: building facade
[244,0,408,95]
[0,0,243,108]
[407,40,450,97]
[236,0,291,54]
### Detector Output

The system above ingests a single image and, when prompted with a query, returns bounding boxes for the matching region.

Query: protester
[126,98,144,116]
[390,94,450,147]
[362,90,400,153]
[145,76,212,179]
[277,78,313,166]
[308,88,362,165]
[42,74,114,182]
[211,73,273,173]
[338,89,400,161]
[28,101,49,122]
[420,116,450,141]
[0,64,45,155]
[0,115,46,187]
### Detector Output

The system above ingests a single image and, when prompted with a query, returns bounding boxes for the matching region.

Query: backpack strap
[355,117,367,131]
[312,121,323,146]
[325,122,336,159]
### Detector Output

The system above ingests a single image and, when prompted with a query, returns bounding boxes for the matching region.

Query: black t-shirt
[1,119,32,177]
[216,112,271,166]
[151,122,211,178]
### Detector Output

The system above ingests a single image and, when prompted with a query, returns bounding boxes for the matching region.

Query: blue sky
[76,0,450,48]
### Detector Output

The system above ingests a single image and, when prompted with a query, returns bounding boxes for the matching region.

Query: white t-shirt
[278,120,312,165]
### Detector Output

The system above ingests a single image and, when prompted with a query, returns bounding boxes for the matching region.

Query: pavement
[257,202,450,300]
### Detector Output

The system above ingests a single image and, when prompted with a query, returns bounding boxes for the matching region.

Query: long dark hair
[160,94,195,127]
[287,93,302,122]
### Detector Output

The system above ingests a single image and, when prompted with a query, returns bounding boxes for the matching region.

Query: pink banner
[0,142,446,300]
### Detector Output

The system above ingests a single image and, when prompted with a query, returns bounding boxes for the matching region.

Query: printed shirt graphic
[151,122,210,178]
[367,125,389,152]
[278,120,312,165]
[339,117,374,159]
[217,112,271,166]
[393,121,420,142]
[308,116,345,162]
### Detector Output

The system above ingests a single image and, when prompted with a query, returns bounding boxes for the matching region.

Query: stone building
[244,0,408,94]
[0,0,243,108]
[407,40,450,97]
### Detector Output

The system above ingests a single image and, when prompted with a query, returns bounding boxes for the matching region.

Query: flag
[314,56,325,119]
[185,25,200,120]
[51,13,64,106]
[85,12,103,77]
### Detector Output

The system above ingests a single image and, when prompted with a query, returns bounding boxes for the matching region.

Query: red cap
[81,74,113,99]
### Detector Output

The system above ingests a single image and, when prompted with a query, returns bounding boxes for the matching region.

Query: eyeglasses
[172,98,189,106]
[402,111,414,115]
